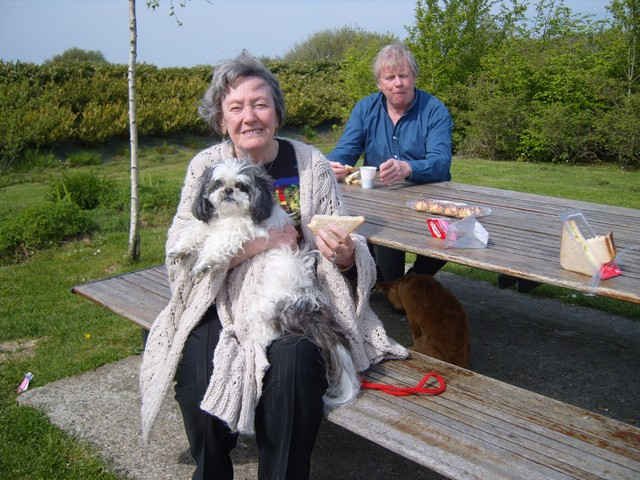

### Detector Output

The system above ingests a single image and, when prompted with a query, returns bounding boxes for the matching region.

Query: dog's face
[192,158,274,224]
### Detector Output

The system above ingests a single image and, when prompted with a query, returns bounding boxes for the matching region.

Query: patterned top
[267,139,301,226]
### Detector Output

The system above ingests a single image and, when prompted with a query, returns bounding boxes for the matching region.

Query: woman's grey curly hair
[373,43,419,80]
[199,51,286,135]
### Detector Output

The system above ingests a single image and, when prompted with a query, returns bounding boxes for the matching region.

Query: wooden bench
[73,265,640,480]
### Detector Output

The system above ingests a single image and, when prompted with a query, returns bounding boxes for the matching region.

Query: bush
[593,93,640,168]
[45,47,108,65]
[518,103,600,163]
[283,26,396,63]
[12,149,60,172]
[139,176,181,213]
[0,62,209,167]
[66,151,102,167]
[48,171,116,210]
[0,199,97,261]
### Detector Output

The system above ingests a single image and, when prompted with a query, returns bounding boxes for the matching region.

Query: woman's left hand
[315,225,355,270]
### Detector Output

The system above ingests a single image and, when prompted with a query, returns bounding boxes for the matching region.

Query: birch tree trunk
[128,0,141,260]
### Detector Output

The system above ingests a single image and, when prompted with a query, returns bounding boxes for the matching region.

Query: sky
[1,0,611,68]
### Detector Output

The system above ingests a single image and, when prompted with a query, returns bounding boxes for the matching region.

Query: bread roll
[344,170,361,185]
[307,215,365,235]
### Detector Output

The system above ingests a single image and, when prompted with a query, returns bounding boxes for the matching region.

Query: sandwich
[307,215,365,235]
[560,219,616,276]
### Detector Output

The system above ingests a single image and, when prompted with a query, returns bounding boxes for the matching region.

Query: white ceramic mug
[360,166,377,189]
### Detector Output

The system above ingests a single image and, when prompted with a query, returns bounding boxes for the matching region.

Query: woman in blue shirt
[328,43,453,281]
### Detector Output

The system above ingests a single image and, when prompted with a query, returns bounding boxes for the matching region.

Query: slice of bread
[307,215,365,235]
[560,219,616,276]
[586,233,616,265]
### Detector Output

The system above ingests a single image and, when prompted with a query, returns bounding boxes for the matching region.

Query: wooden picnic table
[71,180,640,479]
[341,181,640,305]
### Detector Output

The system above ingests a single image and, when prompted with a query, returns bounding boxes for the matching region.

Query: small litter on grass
[16,372,34,394]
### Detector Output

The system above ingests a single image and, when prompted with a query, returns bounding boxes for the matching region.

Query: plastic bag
[426,216,489,249]
[559,210,621,287]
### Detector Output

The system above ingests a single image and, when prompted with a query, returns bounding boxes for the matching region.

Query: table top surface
[341,181,640,304]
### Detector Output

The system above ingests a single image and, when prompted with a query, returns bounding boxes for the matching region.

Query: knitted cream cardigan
[139,138,407,442]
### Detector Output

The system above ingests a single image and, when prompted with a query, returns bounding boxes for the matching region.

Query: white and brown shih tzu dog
[168,158,359,410]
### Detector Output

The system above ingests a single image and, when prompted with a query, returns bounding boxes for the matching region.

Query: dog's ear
[250,167,275,224]
[192,167,215,222]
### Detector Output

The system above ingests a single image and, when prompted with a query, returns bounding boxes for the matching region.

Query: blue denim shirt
[328,90,453,184]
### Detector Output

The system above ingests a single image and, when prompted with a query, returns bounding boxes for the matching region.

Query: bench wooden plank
[386,360,639,460]
[71,268,168,329]
[358,357,640,479]
[72,267,640,480]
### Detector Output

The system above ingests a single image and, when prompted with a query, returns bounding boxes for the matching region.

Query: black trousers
[373,244,446,282]
[174,305,328,480]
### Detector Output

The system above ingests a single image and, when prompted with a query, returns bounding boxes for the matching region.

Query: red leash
[361,372,446,396]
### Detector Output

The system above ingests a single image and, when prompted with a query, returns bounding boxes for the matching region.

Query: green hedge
[0,61,349,169]
[2,51,637,169]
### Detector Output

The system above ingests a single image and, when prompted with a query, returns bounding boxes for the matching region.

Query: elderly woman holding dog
[140,52,406,480]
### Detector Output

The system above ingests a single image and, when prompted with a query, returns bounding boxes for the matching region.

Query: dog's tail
[277,296,360,408]
[322,343,360,411]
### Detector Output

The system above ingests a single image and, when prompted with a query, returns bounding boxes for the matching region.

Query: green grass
[1,132,639,478]
[452,158,640,209]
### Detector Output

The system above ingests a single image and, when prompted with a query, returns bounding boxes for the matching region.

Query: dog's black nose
[224,187,234,195]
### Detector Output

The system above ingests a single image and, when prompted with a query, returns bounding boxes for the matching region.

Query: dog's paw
[167,243,198,259]
[167,248,184,259]
[192,261,212,277]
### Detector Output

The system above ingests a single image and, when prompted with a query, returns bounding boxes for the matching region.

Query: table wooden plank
[341,182,640,304]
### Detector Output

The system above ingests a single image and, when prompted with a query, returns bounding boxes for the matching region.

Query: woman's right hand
[228,224,298,269]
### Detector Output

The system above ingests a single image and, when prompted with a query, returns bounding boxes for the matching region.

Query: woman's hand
[229,224,298,269]
[315,225,355,270]
[267,224,299,249]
